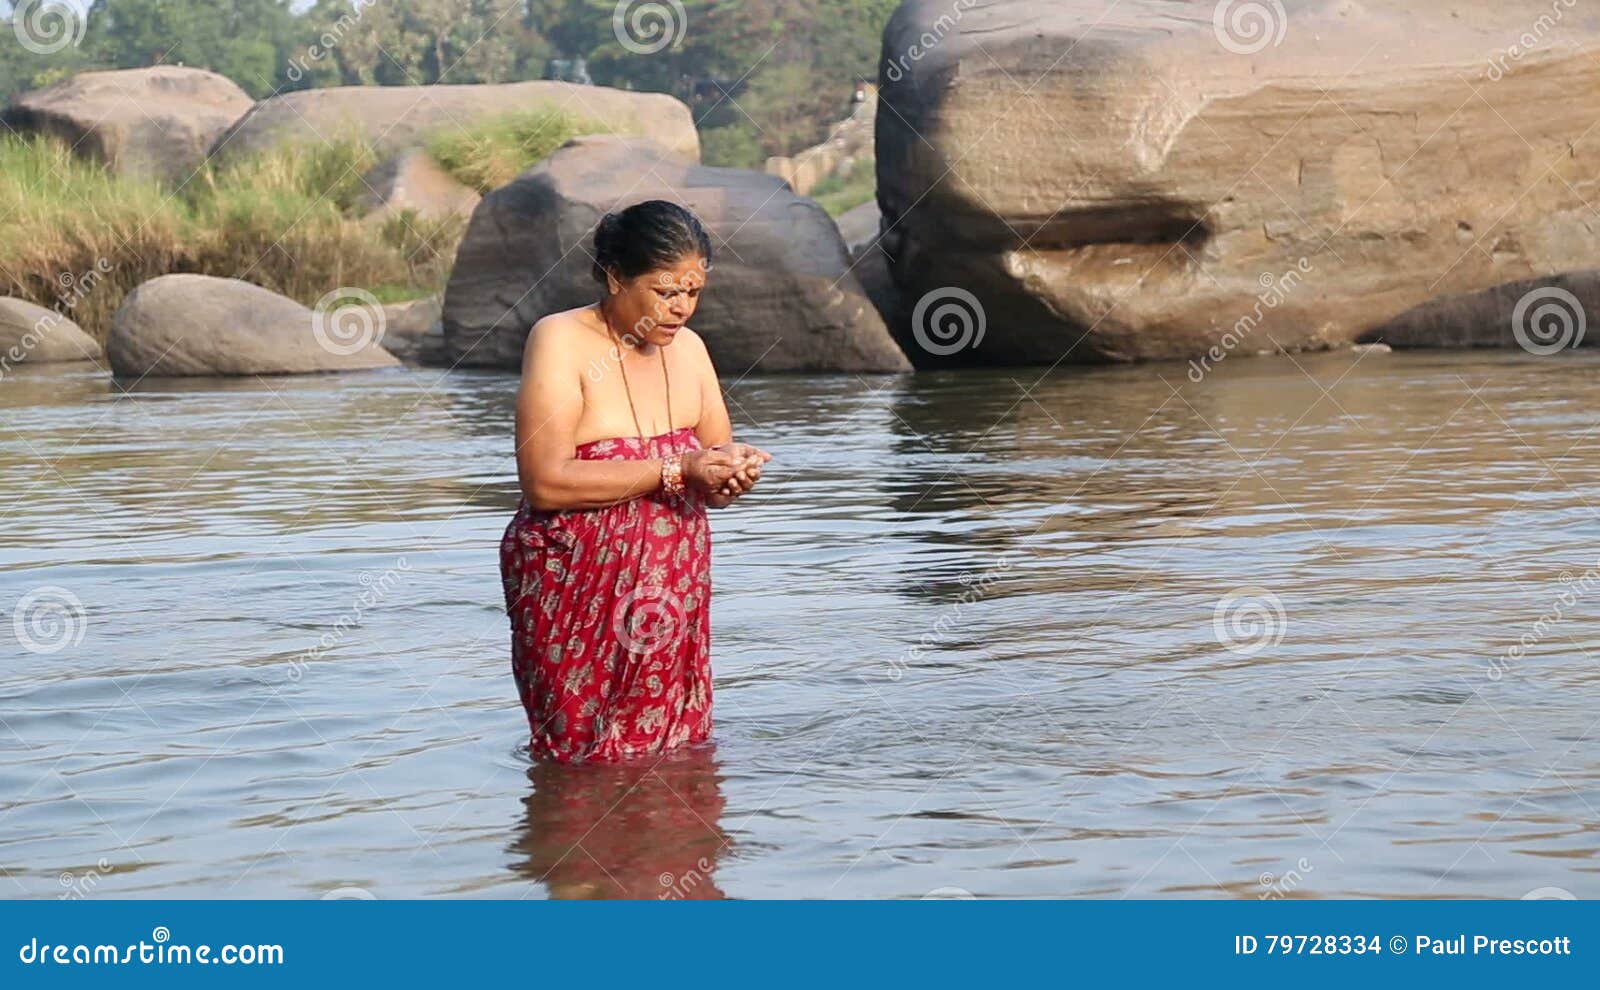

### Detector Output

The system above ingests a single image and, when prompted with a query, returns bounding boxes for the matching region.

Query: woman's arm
[515,319,734,511]
[693,330,734,450]
[689,330,770,507]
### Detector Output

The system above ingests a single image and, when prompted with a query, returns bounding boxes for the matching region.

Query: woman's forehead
[649,258,709,289]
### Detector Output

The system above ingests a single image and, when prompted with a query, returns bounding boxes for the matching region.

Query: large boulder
[107,275,400,377]
[360,150,481,223]
[443,135,911,374]
[837,198,902,330]
[212,82,699,166]
[5,67,252,185]
[836,200,883,256]
[1363,271,1600,351]
[0,299,101,365]
[877,0,1600,365]
[377,296,448,367]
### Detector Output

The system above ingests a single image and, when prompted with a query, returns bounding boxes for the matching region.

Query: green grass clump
[426,108,612,193]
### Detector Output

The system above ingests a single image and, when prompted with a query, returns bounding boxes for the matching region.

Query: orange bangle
[661,453,686,497]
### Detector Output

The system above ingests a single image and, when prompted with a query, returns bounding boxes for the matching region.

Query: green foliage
[425,107,610,192]
[809,158,877,217]
[2,1,901,161]
[0,0,100,98]
[297,0,542,87]
[568,0,899,157]
[698,122,763,169]
[526,0,608,63]
[82,0,302,97]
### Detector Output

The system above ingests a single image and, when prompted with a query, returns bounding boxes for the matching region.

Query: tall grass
[0,108,605,342]
[0,137,188,338]
[426,107,612,192]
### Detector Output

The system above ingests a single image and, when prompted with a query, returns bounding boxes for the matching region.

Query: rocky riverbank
[0,65,900,378]
[7,1,1596,380]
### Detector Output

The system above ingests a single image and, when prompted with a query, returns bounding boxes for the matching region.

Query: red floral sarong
[500,426,713,763]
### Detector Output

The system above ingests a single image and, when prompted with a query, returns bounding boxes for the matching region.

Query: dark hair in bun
[591,200,713,286]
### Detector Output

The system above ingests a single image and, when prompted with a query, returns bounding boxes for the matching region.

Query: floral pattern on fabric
[500,426,712,763]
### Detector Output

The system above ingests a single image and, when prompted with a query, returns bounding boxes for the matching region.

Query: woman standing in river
[499,200,771,764]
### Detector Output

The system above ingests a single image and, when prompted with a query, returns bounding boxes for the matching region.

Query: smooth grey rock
[108,274,400,377]
[0,298,101,365]
[6,66,252,184]
[443,135,910,374]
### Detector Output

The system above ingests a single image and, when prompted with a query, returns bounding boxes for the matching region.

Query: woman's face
[605,254,708,348]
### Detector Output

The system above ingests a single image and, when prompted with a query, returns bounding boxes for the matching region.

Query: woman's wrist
[660,453,686,497]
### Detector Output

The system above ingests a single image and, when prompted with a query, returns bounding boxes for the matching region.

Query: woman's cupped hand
[685,443,773,506]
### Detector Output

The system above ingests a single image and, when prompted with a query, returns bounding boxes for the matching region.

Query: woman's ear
[605,270,622,295]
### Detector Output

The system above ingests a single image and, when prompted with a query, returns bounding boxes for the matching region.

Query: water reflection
[510,745,730,899]
[8,352,1600,898]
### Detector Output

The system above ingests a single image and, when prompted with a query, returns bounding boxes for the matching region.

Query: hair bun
[589,200,713,286]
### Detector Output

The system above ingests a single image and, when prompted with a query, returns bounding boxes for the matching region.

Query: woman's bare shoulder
[523,307,603,369]
[677,325,716,364]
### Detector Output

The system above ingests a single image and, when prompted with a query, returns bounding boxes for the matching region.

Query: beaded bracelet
[660,453,686,498]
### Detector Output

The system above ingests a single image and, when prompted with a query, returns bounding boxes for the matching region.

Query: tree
[1,0,106,101]
[298,0,539,87]
[576,0,900,161]
[0,0,905,164]
[524,0,604,64]
[82,0,300,97]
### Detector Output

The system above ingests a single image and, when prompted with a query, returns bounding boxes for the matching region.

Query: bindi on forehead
[653,270,705,292]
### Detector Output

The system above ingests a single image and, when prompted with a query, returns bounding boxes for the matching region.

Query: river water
[3,349,1599,899]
